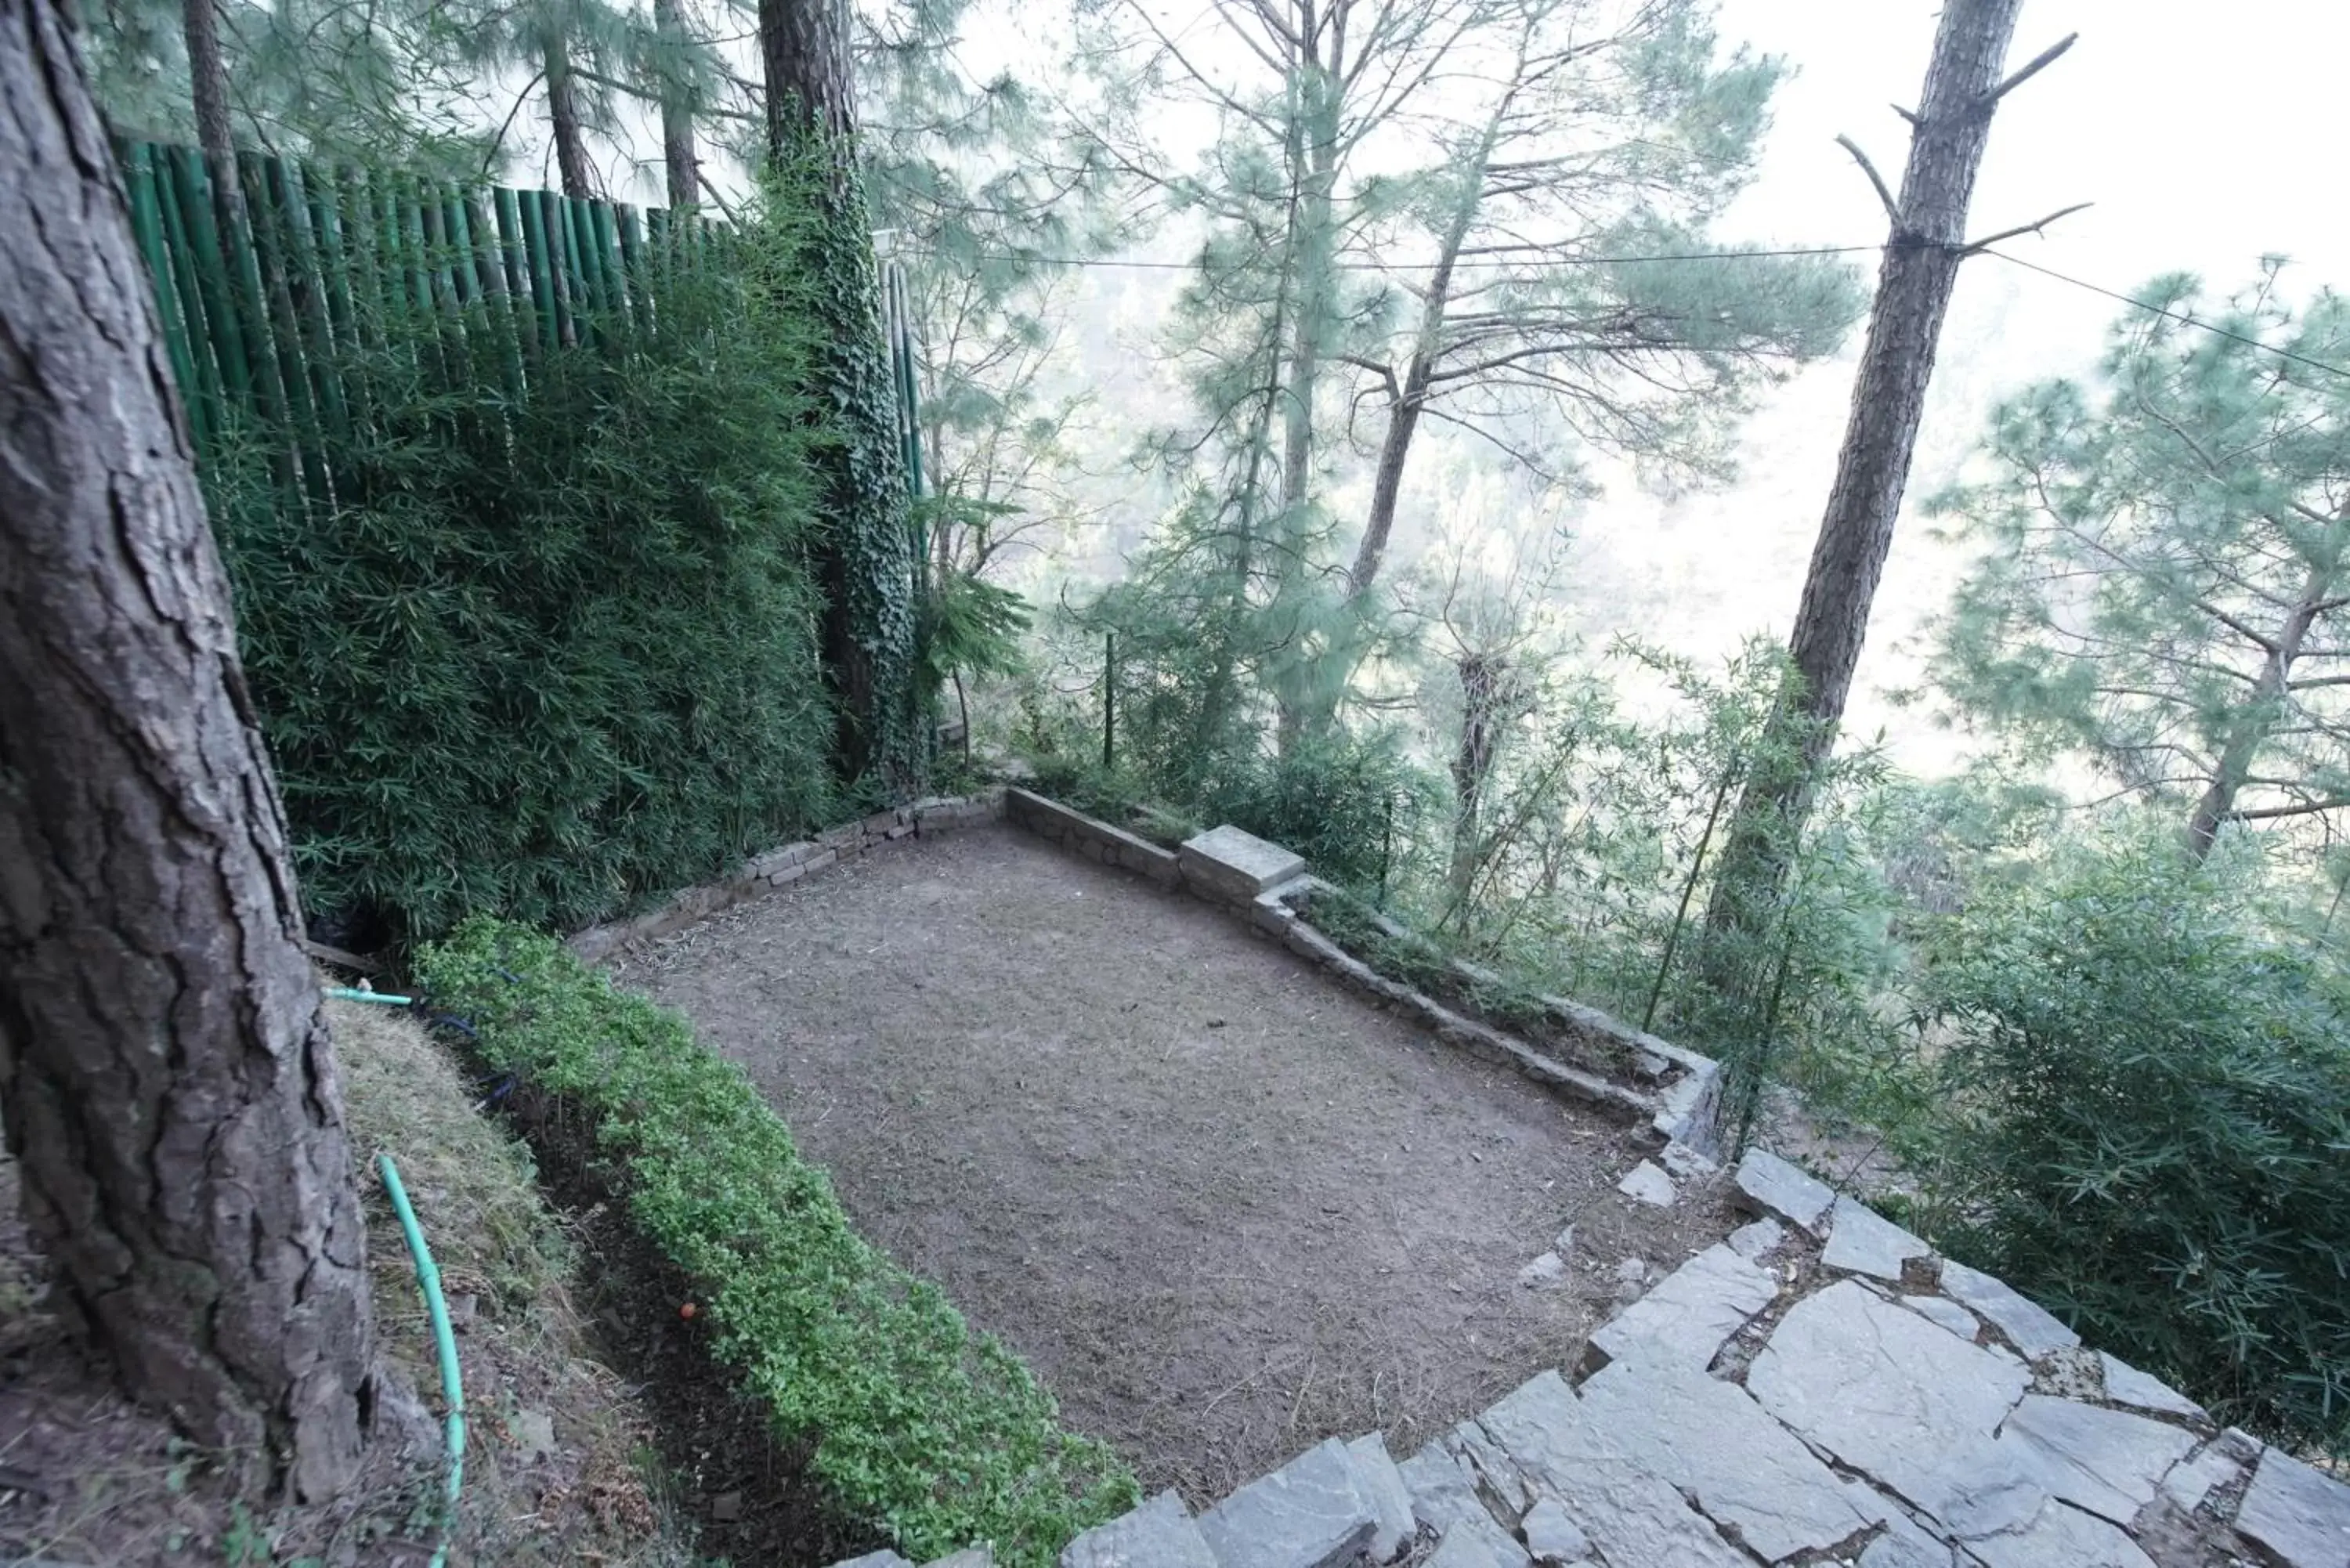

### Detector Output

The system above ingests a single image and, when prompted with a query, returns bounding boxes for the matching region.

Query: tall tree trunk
[1705,0,2032,941]
[761,0,916,786]
[1348,107,1497,598]
[2186,550,2339,858]
[1448,652,1508,906]
[761,0,855,152]
[653,0,700,211]
[180,0,232,165]
[0,0,375,1501]
[545,38,594,198]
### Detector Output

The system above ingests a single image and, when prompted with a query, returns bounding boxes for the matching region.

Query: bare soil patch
[620,826,1734,1500]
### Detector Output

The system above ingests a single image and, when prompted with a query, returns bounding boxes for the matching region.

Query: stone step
[1341,1433,1415,1563]
[1195,1436,1383,1568]
[826,1552,914,1568]
[929,1548,995,1568]
[1060,1489,1220,1568]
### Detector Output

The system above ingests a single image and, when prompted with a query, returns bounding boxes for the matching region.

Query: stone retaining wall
[566,790,1004,962]
[995,789,1723,1154]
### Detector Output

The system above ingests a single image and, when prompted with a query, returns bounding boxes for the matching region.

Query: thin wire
[898,241,1885,273]
[1984,248,2350,381]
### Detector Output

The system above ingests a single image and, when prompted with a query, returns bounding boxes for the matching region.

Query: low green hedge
[415,918,1139,1564]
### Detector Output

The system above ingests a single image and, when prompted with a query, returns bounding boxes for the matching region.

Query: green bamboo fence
[116,139,926,509]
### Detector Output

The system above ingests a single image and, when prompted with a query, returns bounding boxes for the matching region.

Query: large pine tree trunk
[1705,0,2028,944]
[0,0,376,1502]
[180,0,233,165]
[653,0,700,211]
[761,0,855,149]
[760,0,916,786]
[545,38,595,198]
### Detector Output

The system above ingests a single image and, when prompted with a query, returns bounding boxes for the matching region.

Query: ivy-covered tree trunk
[0,0,377,1500]
[761,0,918,789]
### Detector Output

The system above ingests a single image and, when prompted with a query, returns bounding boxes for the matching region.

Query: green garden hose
[327,985,414,1006]
[378,1152,465,1567]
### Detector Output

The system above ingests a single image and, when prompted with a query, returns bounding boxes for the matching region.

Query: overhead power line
[901,242,1885,273]
[1983,248,2350,381]
[897,238,2350,381]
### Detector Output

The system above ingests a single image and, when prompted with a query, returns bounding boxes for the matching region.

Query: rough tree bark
[1448,652,1509,905]
[653,0,700,211]
[545,37,595,198]
[1705,0,2059,942]
[179,0,233,165]
[761,0,855,150]
[761,0,915,787]
[0,0,377,1501]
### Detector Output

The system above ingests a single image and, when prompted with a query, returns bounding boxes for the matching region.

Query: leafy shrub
[1914,829,2350,1454]
[415,919,1140,1564]
[208,184,844,944]
[1200,730,1439,891]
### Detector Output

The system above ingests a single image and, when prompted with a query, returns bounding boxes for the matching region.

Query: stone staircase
[822,1145,2350,1568]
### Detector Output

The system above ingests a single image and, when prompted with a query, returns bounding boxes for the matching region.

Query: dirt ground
[619,825,1735,1500]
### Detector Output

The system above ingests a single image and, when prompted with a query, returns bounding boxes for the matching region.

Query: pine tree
[1343,0,1862,601]
[1931,265,2350,858]
[1701,0,2080,975]
[2,0,378,1497]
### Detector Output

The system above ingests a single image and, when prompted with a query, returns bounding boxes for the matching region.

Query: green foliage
[208,182,841,942]
[1929,262,2350,855]
[1198,730,1441,893]
[788,141,925,790]
[415,919,1141,1565]
[1912,826,2350,1454]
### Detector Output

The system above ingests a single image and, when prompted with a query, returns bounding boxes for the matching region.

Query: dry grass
[331,992,707,1568]
[0,990,709,1567]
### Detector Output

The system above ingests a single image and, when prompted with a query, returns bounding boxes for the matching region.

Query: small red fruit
[679,1302,698,1320]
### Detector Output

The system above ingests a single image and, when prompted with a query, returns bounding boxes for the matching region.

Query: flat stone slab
[1727,1216,1785,1259]
[2236,1446,2350,1568]
[2160,1429,2259,1516]
[1398,1443,1488,1536]
[1421,1519,1529,1568]
[1473,1371,1752,1568]
[1995,1395,2196,1526]
[1589,1242,1775,1371]
[933,1548,994,1568]
[2095,1354,2205,1422]
[830,1553,914,1568]
[1343,1434,1415,1563]
[1180,826,1307,904]
[1734,1147,1835,1235]
[1820,1195,1931,1281]
[1576,1354,1875,1561]
[1938,1259,2079,1361]
[1844,1479,1956,1568]
[1196,1436,1378,1568]
[1902,1294,1980,1340]
[1517,1498,1590,1564]
[1747,1281,2039,1540]
[1614,1159,1676,1207]
[1965,1500,2157,1568]
[1061,1490,1220,1568]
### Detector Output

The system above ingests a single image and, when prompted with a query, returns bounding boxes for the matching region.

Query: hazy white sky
[1584,0,2350,769]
